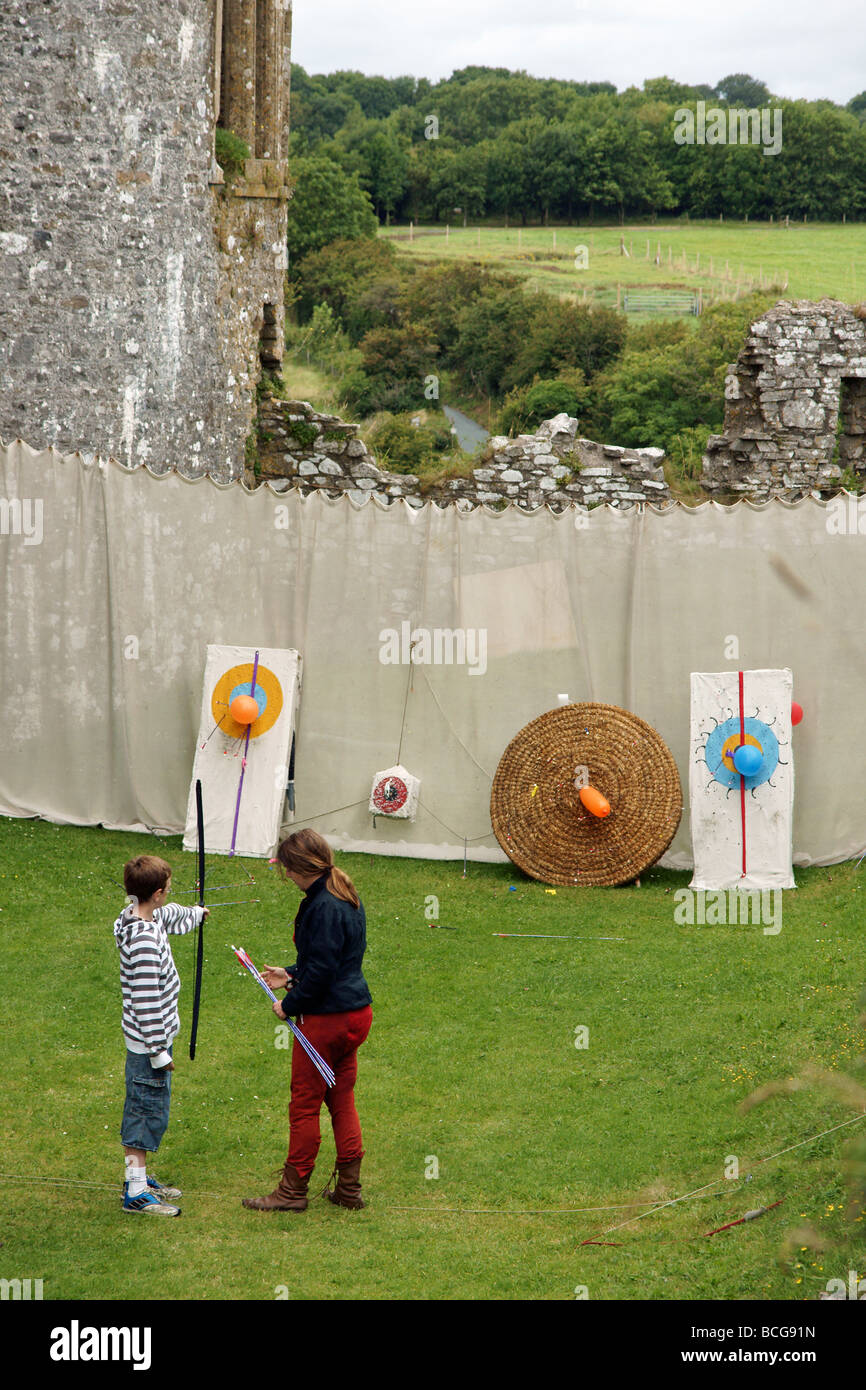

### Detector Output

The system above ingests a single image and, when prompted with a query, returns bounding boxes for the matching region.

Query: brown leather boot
[324,1157,365,1210]
[242,1162,309,1212]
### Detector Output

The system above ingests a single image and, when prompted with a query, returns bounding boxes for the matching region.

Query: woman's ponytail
[276,829,360,908]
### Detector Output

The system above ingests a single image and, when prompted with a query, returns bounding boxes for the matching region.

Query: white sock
[125,1156,148,1198]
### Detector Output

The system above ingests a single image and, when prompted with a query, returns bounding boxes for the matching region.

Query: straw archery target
[490,703,682,887]
[184,645,302,858]
[689,669,794,891]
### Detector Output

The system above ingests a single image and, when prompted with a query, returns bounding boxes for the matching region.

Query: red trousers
[287,1006,372,1178]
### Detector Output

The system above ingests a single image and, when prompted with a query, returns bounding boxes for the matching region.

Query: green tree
[486,133,533,223]
[585,293,776,454]
[285,156,378,265]
[293,236,397,328]
[348,321,440,413]
[714,74,773,107]
[402,262,519,351]
[525,121,585,223]
[508,298,626,389]
[367,412,457,474]
[847,91,866,123]
[339,123,410,222]
[497,372,588,434]
[429,144,489,223]
[450,287,536,395]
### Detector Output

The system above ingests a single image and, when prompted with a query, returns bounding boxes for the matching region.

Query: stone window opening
[259,300,282,370]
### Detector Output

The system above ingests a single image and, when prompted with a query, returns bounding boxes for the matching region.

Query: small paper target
[372,776,408,813]
[369,765,420,820]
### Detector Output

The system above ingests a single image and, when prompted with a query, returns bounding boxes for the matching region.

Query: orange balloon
[579,785,610,818]
[230,694,259,725]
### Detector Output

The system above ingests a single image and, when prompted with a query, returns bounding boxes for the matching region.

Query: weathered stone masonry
[703,298,866,499]
[253,398,672,509]
[0,0,292,478]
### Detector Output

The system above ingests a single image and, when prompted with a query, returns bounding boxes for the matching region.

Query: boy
[114,855,208,1215]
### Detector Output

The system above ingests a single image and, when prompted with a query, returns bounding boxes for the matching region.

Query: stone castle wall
[702,298,866,499]
[0,0,292,478]
[253,398,671,509]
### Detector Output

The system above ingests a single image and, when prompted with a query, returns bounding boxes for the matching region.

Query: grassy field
[381,220,866,311]
[279,358,350,415]
[2,816,864,1302]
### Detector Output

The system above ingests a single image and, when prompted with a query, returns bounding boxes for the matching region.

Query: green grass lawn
[1,816,864,1301]
[382,220,866,311]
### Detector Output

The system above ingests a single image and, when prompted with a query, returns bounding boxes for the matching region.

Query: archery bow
[189,778,205,1060]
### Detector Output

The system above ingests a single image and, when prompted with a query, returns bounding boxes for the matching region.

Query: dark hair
[123,855,171,903]
[276,829,360,908]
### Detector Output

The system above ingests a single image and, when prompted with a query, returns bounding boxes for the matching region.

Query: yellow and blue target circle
[211,662,284,740]
[705,717,779,790]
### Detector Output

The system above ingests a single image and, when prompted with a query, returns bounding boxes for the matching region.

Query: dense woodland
[288,66,866,227]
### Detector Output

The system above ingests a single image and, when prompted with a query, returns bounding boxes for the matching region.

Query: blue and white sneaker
[122,1188,181,1216]
[122,1175,183,1202]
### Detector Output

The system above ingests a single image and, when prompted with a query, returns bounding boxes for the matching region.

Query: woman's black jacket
[282,872,372,1016]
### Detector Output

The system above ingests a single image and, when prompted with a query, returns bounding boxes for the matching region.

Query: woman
[242,829,373,1213]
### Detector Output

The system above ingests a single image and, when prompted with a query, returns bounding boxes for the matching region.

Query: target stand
[183,645,302,858]
[689,669,794,890]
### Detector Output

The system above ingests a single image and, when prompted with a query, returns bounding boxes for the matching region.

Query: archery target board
[183,645,302,858]
[490,703,682,887]
[368,765,420,820]
[689,669,794,891]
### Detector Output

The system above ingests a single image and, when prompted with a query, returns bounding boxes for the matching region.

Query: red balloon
[791,702,804,727]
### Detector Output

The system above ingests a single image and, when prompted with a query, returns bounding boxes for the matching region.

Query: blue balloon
[733,743,763,777]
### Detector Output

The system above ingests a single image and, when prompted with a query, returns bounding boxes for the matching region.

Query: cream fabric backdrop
[2,438,864,867]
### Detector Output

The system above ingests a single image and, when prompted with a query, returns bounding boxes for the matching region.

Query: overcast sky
[292,0,865,105]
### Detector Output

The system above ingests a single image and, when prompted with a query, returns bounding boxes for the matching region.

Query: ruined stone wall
[702,298,866,499]
[253,399,671,510]
[0,0,292,478]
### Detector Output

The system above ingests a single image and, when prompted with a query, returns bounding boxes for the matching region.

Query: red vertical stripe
[738,670,747,878]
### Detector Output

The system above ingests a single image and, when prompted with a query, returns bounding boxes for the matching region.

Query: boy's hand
[272,1000,287,1021]
[201,907,210,921]
[155,1060,175,1072]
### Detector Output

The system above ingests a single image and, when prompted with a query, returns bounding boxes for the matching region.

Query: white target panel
[689,668,794,891]
[183,645,302,858]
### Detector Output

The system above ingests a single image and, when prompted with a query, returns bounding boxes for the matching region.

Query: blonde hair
[276,829,360,908]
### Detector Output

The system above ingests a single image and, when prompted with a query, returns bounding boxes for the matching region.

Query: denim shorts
[121,1047,172,1152]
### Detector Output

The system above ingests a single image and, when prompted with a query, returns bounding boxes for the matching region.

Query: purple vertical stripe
[229,650,260,857]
